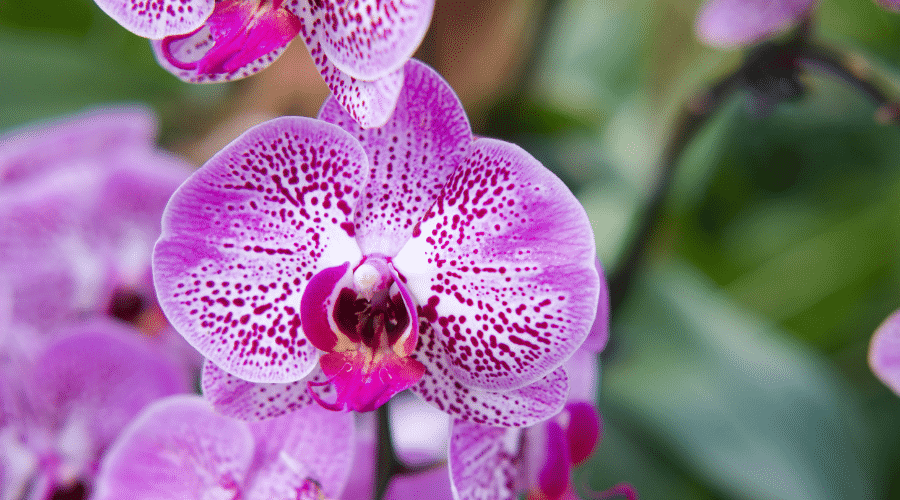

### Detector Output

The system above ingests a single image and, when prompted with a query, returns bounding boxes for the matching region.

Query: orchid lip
[300,254,424,411]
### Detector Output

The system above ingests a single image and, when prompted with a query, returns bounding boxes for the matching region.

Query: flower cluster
[0,108,195,500]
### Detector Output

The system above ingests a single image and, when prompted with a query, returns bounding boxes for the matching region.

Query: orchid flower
[153,59,600,425]
[0,107,196,367]
[92,394,354,500]
[92,0,434,128]
[869,309,900,396]
[695,0,900,48]
[0,320,190,500]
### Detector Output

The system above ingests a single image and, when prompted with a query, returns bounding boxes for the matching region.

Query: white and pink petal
[319,59,472,256]
[410,323,569,428]
[93,0,213,39]
[301,0,435,81]
[396,138,599,392]
[201,359,330,420]
[154,117,370,383]
[308,40,404,129]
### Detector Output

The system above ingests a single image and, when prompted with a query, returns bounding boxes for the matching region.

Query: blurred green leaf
[603,261,876,500]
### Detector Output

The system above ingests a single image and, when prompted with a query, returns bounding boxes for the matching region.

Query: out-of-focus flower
[869,309,900,395]
[92,394,354,500]
[695,0,815,49]
[695,0,900,48]
[92,0,434,128]
[0,106,197,368]
[0,320,190,500]
[154,59,599,422]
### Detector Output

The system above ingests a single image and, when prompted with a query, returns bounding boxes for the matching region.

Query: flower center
[300,256,425,412]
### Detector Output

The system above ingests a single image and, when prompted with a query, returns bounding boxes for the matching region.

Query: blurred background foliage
[3,0,900,498]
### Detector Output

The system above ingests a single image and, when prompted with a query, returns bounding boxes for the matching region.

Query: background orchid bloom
[0,106,199,370]
[696,0,900,48]
[92,394,355,500]
[0,320,190,500]
[154,59,600,423]
[695,0,816,49]
[92,0,434,128]
[869,310,900,395]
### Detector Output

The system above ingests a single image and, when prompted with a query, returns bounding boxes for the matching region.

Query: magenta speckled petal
[410,323,568,427]
[28,321,190,460]
[92,395,255,500]
[154,117,369,383]
[695,0,815,48]
[93,0,212,39]
[870,309,900,396]
[246,405,354,500]
[302,0,434,81]
[319,60,472,256]
[448,418,521,500]
[201,358,329,421]
[309,40,404,129]
[0,106,157,186]
[395,138,599,391]
[151,30,291,83]
[877,0,900,11]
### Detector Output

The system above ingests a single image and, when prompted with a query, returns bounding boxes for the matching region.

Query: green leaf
[603,262,876,499]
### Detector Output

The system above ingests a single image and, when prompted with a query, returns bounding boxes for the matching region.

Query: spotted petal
[396,138,599,391]
[411,323,568,427]
[154,117,369,383]
[93,0,212,39]
[151,28,291,83]
[201,359,330,421]
[695,0,815,48]
[308,40,404,128]
[448,419,522,500]
[870,310,900,396]
[878,0,900,11]
[93,395,257,500]
[319,59,472,256]
[301,0,434,81]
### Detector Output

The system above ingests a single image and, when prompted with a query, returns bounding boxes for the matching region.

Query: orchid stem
[374,401,405,500]
[607,23,900,316]
[608,72,741,314]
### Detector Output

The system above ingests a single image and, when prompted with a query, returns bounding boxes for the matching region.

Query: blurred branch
[608,17,900,316]
[798,45,900,124]
[608,72,742,314]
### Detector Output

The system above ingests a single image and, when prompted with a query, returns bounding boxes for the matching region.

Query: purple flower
[870,309,900,395]
[93,0,434,128]
[694,0,816,48]
[92,394,355,500]
[153,59,600,424]
[0,320,190,500]
[0,107,196,365]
